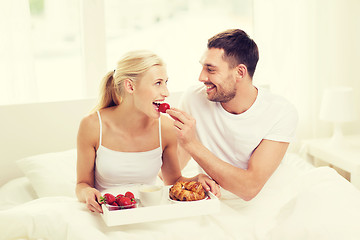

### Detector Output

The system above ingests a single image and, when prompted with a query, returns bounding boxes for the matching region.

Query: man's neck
[220,83,258,115]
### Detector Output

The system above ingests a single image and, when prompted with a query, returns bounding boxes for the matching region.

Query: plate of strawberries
[99,191,138,211]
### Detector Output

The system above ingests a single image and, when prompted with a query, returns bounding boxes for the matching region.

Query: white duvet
[0,196,245,240]
[1,160,360,240]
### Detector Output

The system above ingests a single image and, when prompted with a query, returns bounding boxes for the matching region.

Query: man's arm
[167,108,289,200]
[187,138,288,200]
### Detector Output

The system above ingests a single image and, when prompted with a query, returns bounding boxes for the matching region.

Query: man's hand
[166,108,198,150]
[197,173,221,198]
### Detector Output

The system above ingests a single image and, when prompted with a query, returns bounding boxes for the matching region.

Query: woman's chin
[150,109,161,119]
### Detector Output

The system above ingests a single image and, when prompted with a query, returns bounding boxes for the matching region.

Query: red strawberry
[116,194,124,199]
[158,103,170,113]
[99,193,116,205]
[116,196,123,206]
[125,191,135,200]
[117,196,132,207]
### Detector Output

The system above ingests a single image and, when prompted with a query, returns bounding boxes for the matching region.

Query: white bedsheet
[1,164,360,240]
[0,177,37,210]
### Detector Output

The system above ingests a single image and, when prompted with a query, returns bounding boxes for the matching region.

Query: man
[167,29,298,200]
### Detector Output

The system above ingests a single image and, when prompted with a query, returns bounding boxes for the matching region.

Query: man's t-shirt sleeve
[264,103,299,143]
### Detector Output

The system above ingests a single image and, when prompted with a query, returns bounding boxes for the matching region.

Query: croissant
[169,181,206,201]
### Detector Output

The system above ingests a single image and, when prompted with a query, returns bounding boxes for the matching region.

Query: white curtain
[253,0,360,150]
[0,0,37,105]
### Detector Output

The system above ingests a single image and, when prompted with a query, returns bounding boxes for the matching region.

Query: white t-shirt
[179,84,298,170]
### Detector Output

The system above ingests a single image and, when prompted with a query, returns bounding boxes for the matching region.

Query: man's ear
[236,64,247,80]
[124,78,135,93]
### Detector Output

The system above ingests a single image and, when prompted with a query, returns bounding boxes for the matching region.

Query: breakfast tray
[100,186,220,226]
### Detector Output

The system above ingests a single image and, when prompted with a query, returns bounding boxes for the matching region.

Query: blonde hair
[94,50,164,111]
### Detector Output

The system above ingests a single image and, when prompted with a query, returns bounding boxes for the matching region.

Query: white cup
[139,185,163,207]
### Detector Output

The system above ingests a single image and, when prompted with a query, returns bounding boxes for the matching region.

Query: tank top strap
[158,117,162,150]
[96,110,103,147]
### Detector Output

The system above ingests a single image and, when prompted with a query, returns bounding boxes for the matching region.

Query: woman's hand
[197,174,221,198]
[82,187,103,213]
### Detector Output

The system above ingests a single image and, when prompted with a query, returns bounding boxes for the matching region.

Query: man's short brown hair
[207,29,259,78]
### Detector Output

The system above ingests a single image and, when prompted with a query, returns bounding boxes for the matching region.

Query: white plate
[168,194,210,203]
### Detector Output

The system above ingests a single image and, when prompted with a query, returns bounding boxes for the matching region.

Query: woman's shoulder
[80,107,115,127]
[80,111,99,129]
[77,111,100,147]
[78,112,101,143]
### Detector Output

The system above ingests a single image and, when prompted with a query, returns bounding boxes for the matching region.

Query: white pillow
[16,149,77,198]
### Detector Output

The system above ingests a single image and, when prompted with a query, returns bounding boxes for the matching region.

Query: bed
[1,93,360,240]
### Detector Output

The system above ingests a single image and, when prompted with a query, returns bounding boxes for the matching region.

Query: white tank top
[94,111,163,192]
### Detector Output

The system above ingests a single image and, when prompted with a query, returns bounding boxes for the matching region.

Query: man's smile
[205,83,216,93]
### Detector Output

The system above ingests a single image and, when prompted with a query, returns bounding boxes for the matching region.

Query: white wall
[0,98,97,185]
[253,0,360,150]
[80,0,107,98]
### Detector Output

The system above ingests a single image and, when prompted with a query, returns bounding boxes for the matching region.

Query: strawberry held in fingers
[158,103,170,113]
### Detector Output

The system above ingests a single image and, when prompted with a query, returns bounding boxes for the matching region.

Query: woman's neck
[111,102,155,134]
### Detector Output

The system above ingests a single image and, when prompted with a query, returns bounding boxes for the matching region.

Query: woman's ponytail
[94,70,120,111]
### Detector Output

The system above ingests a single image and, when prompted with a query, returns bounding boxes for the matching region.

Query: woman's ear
[124,78,135,93]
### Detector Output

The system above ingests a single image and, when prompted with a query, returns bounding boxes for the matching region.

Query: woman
[76,50,218,213]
